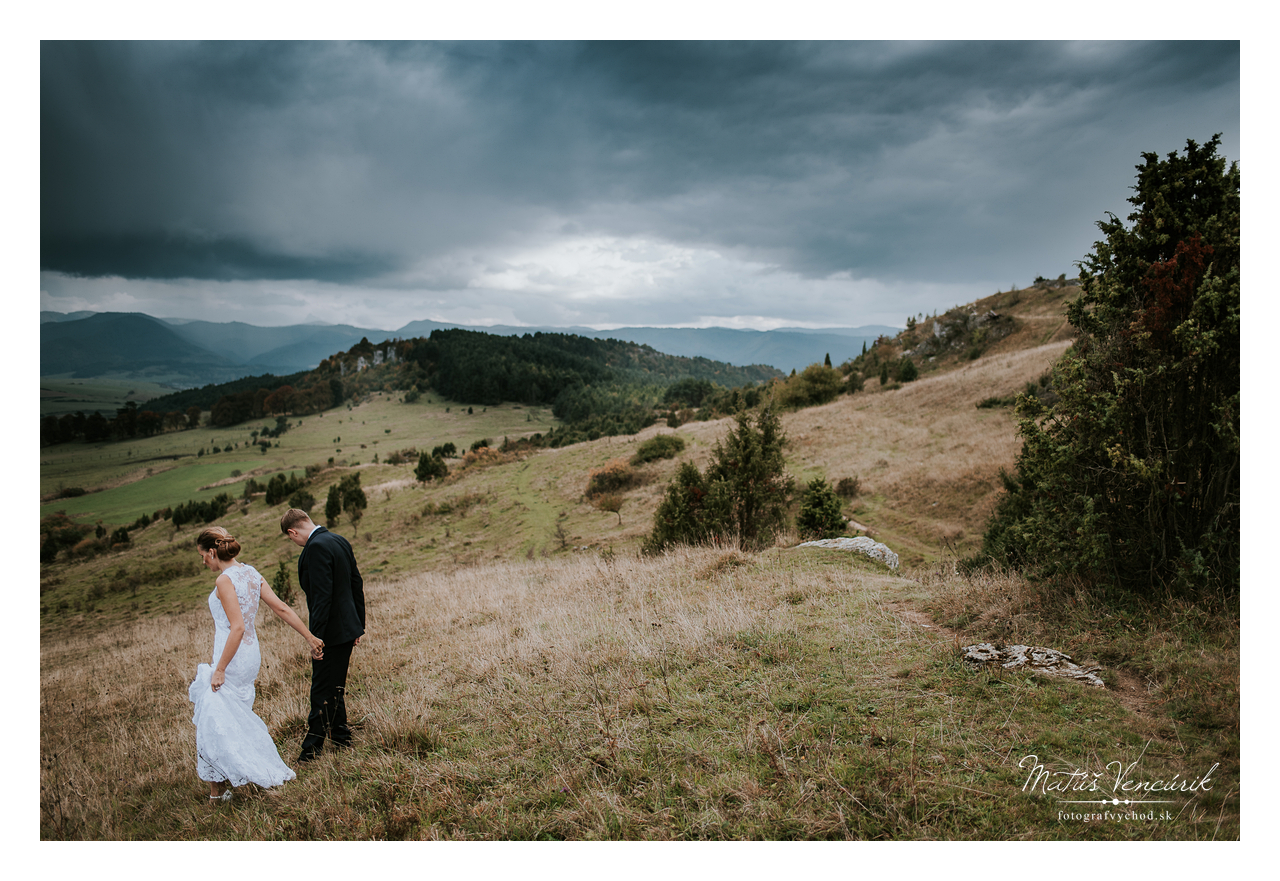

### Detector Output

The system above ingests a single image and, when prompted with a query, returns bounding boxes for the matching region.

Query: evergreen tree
[976,136,1239,596]
[646,409,790,552]
[340,474,368,536]
[325,485,342,527]
[415,451,448,483]
[272,560,296,605]
[644,462,727,553]
[796,477,846,540]
[707,408,791,550]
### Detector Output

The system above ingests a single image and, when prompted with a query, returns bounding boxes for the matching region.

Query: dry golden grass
[41,545,1236,840]
[780,340,1073,564]
[39,283,1238,840]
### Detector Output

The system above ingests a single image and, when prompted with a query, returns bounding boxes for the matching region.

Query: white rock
[961,643,1105,688]
[797,536,899,570]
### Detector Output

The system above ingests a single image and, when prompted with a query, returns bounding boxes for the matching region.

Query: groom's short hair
[280,508,314,534]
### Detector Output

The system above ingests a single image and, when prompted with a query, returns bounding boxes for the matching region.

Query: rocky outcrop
[961,642,1104,688]
[797,536,899,570]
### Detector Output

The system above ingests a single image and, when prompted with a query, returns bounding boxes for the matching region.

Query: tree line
[41,329,782,448]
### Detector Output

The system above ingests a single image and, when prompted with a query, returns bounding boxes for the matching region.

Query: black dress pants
[299,639,355,759]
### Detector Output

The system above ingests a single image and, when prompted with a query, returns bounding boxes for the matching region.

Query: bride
[189,526,324,802]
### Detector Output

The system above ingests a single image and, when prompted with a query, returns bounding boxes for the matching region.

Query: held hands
[309,637,325,660]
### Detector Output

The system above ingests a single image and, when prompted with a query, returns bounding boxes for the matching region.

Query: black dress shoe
[297,751,320,764]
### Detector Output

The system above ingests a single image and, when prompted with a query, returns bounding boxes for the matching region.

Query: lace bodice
[209,562,265,646]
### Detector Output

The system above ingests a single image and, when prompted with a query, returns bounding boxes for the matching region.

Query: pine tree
[325,485,342,527]
[796,477,845,540]
[705,407,791,549]
[644,409,791,552]
[339,474,368,537]
[415,451,447,483]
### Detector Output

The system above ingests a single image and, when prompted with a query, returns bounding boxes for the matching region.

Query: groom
[281,508,366,763]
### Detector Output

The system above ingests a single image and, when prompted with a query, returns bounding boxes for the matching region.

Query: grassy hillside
[39,282,1238,839]
[39,392,556,514]
[40,546,1237,840]
[40,375,179,418]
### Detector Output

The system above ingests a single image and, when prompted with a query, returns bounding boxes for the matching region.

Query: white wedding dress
[188,562,296,788]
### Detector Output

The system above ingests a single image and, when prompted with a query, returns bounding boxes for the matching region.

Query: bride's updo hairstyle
[196,526,241,562]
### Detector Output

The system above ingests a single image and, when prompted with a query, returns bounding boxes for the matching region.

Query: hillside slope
[41,282,1239,840]
[39,282,1079,630]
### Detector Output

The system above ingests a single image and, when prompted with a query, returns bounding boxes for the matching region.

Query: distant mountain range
[40,310,899,384]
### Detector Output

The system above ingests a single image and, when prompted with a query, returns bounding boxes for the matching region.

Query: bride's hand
[211,669,225,692]
[309,637,324,660]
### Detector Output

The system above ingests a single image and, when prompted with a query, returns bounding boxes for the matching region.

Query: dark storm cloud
[41,40,1239,294]
[41,232,393,282]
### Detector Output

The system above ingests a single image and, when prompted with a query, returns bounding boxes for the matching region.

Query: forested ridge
[402,329,778,406]
[45,328,781,446]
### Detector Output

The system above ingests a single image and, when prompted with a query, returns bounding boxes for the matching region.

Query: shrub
[773,364,843,410]
[171,493,233,528]
[415,452,448,483]
[325,485,342,527]
[644,408,791,553]
[644,462,729,553]
[975,136,1239,597]
[457,446,514,472]
[835,476,861,499]
[586,459,639,498]
[631,434,686,465]
[272,560,296,605]
[288,489,316,513]
[898,358,918,382]
[384,447,418,466]
[796,478,846,540]
[41,512,92,562]
[264,471,307,506]
[71,537,106,559]
[339,473,368,536]
[592,493,625,525]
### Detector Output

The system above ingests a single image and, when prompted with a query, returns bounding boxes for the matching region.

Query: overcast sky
[40,40,1240,331]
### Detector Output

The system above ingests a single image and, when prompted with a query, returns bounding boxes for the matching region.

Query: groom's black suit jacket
[298,526,365,645]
